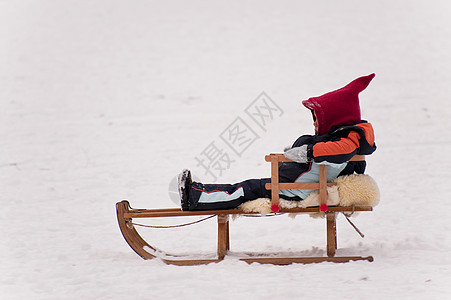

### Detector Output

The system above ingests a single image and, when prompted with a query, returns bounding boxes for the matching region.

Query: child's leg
[187,178,271,210]
[182,162,311,210]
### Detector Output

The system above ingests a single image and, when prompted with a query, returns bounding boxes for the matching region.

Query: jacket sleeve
[308,131,361,163]
[291,134,315,148]
[307,122,376,163]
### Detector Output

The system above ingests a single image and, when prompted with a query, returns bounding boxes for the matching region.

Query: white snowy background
[1,0,451,299]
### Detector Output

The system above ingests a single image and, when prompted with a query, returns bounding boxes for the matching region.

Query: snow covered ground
[1,0,451,299]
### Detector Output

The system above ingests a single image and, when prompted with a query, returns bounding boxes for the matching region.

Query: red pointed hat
[302,73,375,135]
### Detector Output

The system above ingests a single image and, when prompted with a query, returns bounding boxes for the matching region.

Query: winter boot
[178,169,192,211]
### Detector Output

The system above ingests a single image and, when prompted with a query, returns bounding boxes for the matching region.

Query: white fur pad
[238,174,380,215]
[335,174,380,207]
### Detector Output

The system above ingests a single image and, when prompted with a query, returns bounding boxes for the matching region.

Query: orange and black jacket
[291,120,376,175]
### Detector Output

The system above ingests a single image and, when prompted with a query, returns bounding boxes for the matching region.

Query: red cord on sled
[271,204,280,213]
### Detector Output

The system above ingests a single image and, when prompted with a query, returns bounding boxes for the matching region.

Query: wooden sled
[116,154,374,265]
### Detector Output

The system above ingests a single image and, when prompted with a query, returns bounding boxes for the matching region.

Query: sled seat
[116,154,373,266]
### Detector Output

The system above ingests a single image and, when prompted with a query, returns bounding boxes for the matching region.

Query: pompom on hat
[302,73,375,135]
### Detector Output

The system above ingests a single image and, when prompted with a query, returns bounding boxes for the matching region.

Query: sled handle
[264,154,365,212]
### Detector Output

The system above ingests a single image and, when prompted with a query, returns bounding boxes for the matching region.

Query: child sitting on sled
[178,73,377,211]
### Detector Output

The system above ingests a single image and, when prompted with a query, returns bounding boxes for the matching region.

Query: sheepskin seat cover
[238,174,379,215]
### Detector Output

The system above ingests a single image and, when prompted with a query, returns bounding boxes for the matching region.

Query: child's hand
[284,145,309,163]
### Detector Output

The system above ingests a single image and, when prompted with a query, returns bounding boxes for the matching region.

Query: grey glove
[284,145,309,163]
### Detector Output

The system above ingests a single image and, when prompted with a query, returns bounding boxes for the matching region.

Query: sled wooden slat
[217,214,230,260]
[116,153,374,265]
[241,256,374,265]
[123,205,372,218]
[270,155,279,209]
[319,164,328,207]
[326,212,337,257]
[265,182,337,190]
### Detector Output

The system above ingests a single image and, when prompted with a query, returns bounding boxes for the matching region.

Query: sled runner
[116,154,375,265]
